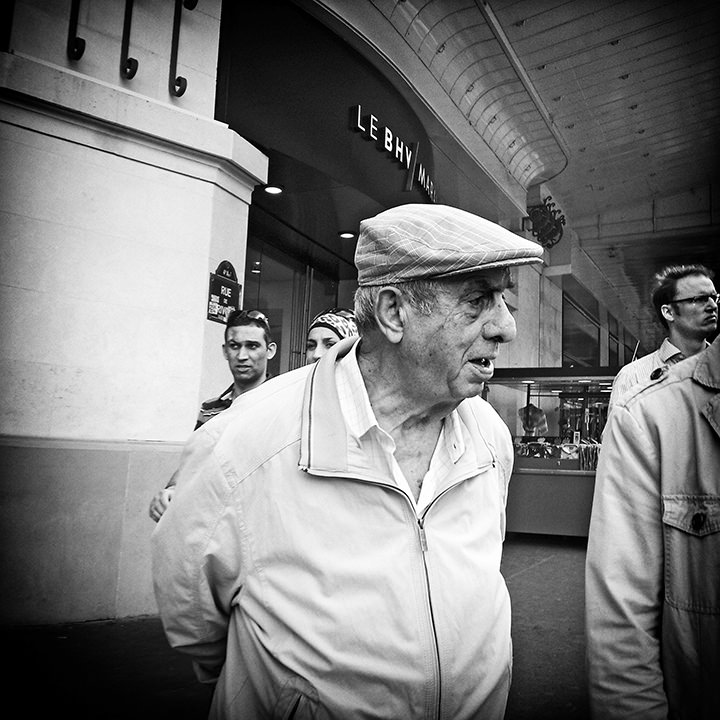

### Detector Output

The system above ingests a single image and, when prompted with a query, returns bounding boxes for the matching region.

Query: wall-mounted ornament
[524,196,566,249]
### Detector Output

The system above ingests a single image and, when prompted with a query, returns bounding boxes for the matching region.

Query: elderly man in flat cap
[152,204,543,719]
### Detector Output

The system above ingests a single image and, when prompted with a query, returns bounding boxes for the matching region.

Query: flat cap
[355,203,543,286]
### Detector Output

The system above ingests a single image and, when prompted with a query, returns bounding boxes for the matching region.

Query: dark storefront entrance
[216,0,436,371]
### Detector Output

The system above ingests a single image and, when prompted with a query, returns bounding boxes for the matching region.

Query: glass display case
[484,367,618,537]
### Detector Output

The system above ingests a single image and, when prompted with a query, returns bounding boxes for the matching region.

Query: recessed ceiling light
[263,185,283,195]
[338,231,355,239]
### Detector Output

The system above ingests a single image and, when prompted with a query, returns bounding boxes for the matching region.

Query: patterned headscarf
[308,309,358,340]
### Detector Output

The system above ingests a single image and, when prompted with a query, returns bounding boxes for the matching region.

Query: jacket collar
[695,337,720,438]
[658,337,684,362]
[694,335,720,390]
[299,337,362,474]
[299,337,494,479]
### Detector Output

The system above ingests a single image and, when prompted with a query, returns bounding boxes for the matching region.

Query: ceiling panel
[361,0,720,349]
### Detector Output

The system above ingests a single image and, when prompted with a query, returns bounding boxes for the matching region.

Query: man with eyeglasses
[148,309,276,522]
[608,264,718,411]
[586,320,720,716]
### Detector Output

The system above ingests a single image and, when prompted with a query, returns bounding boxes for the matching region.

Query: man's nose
[483,299,517,343]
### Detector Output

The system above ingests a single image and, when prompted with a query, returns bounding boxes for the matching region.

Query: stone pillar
[0,1,267,623]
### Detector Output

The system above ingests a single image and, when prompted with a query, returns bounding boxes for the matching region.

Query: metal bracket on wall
[66,0,86,61]
[169,0,198,97]
[120,0,138,79]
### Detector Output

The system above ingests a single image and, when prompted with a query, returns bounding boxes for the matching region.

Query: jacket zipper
[304,460,497,719]
[416,458,497,720]
[417,515,441,719]
[416,478,477,720]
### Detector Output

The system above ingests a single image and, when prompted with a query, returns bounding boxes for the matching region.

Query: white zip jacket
[152,338,515,719]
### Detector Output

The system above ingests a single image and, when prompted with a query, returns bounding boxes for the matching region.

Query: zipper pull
[418,523,428,552]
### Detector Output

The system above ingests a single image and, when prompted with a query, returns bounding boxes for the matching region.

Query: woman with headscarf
[305,308,358,363]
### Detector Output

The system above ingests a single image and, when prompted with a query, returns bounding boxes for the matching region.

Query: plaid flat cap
[355,204,543,286]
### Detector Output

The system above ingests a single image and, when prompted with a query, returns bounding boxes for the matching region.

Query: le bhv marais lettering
[351,104,437,202]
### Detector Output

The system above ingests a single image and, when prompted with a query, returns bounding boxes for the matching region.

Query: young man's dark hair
[650,264,715,329]
[225,309,273,346]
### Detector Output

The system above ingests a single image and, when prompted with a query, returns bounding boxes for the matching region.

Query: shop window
[607,313,619,366]
[608,336,619,366]
[623,330,639,365]
[562,294,600,367]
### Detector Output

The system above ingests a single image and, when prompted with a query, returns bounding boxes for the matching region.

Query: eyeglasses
[670,293,719,307]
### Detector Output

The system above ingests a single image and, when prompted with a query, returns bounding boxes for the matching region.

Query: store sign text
[351,104,437,202]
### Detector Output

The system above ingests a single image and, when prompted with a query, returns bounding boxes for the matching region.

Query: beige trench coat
[586,336,720,720]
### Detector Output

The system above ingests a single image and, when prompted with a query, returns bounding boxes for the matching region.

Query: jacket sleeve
[585,403,668,719]
[151,427,243,684]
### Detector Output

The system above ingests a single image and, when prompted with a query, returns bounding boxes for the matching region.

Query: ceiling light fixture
[263,184,283,195]
[338,231,355,239]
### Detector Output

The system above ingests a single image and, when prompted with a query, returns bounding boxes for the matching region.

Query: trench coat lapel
[695,337,720,440]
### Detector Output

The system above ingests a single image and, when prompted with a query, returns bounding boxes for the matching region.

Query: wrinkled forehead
[443,267,513,293]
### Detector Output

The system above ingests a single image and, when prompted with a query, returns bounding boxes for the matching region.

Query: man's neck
[232,378,263,398]
[358,344,457,502]
[667,331,705,358]
[357,344,457,436]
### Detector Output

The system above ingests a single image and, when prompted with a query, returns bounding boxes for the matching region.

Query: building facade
[1,0,636,624]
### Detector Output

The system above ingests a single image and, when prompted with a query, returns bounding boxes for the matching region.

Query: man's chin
[451,378,488,400]
[234,371,261,385]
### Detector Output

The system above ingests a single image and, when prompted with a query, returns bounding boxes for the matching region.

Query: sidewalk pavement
[4,533,589,719]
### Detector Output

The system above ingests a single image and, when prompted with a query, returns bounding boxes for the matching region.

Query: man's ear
[266,342,278,360]
[660,304,674,326]
[375,287,406,344]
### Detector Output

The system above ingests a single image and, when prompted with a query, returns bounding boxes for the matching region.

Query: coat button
[691,512,706,532]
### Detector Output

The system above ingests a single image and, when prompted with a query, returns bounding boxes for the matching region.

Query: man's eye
[468,293,489,307]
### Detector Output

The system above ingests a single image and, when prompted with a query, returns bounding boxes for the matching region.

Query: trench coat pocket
[662,494,720,613]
